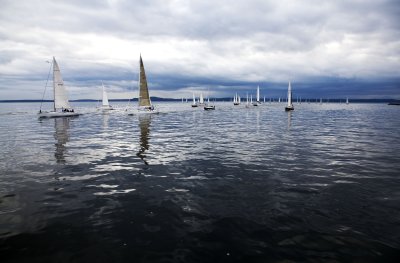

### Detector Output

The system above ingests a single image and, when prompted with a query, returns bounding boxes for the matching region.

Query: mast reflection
[136,114,152,165]
[54,117,70,163]
[287,111,292,130]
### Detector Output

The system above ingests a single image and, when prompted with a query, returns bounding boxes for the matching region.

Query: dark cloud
[0,0,399,99]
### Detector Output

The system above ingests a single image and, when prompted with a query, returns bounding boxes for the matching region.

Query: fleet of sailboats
[38,57,79,118]
[37,57,354,117]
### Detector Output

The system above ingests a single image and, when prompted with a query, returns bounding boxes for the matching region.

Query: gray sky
[0,0,399,100]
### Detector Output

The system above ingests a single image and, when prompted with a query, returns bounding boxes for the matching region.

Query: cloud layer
[1,0,399,99]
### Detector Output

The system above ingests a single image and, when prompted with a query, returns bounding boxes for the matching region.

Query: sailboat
[346,97,349,104]
[128,55,158,114]
[198,93,205,106]
[233,93,240,105]
[98,82,113,110]
[252,86,260,106]
[191,93,198,107]
[245,93,250,108]
[285,81,294,111]
[204,92,215,110]
[38,57,79,118]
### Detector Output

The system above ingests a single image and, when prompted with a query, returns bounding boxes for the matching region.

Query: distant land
[0,97,398,104]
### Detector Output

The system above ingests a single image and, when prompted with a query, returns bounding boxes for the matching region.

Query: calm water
[0,102,399,262]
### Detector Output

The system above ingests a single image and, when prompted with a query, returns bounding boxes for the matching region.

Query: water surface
[0,102,399,262]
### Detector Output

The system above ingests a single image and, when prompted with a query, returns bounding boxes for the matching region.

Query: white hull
[38,111,80,118]
[98,105,114,110]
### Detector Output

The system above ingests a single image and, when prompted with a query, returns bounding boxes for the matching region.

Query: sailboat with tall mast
[99,81,113,110]
[38,57,79,118]
[191,93,198,107]
[285,81,294,111]
[204,89,215,110]
[128,55,158,114]
[253,85,261,106]
[233,93,240,105]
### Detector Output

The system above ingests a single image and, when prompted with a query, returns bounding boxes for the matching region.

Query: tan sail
[138,55,151,107]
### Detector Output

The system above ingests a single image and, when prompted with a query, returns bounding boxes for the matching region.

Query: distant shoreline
[0,98,397,103]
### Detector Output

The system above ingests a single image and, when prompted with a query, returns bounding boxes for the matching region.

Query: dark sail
[139,55,151,107]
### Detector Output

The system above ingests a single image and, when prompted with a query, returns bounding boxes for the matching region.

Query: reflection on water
[136,114,151,165]
[287,111,292,130]
[0,102,400,262]
[54,118,70,163]
[102,112,109,129]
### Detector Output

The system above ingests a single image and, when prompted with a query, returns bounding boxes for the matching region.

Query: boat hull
[285,106,294,111]
[38,111,80,118]
[204,106,215,110]
[98,106,114,110]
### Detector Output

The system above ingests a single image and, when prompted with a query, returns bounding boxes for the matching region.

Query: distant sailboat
[128,55,158,114]
[233,93,240,105]
[285,81,294,111]
[38,57,79,118]
[204,93,215,110]
[253,86,260,106]
[198,93,205,106]
[191,93,198,107]
[346,97,349,104]
[99,82,113,110]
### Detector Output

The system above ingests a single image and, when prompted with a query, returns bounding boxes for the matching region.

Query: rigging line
[39,60,53,112]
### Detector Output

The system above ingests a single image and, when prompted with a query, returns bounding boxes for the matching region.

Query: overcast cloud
[0,0,399,99]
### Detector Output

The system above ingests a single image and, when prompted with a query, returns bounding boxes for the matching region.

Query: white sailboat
[204,93,215,110]
[191,93,198,107]
[233,93,240,105]
[285,81,294,111]
[38,57,79,118]
[198,93,205,106]
[245,93,250,108]
[128,55,158,114]
[99,82,113,110]
[346,97,349,104]
[253,85,260,106]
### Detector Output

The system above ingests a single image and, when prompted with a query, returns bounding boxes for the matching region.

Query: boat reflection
[54,117,70,163]
[136,114,152,165]
[102,111,110,129]
[287,111,292,130]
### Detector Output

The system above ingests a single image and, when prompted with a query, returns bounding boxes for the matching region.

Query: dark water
[0,102,399,262]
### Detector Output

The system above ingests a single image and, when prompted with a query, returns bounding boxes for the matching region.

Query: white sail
[53,57,71,110]
[102,83,109,106]
[199,93,204,104]
[346,97,349,104]
[238,96,241,103]
[257,86,260,102]
[193,93,196,103]
[287,81,292,107]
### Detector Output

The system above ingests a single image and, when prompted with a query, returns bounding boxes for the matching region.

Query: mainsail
[138,55,151,107]
[287,81,292,107]
[102,83,109,106]
[53,57,71,110]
